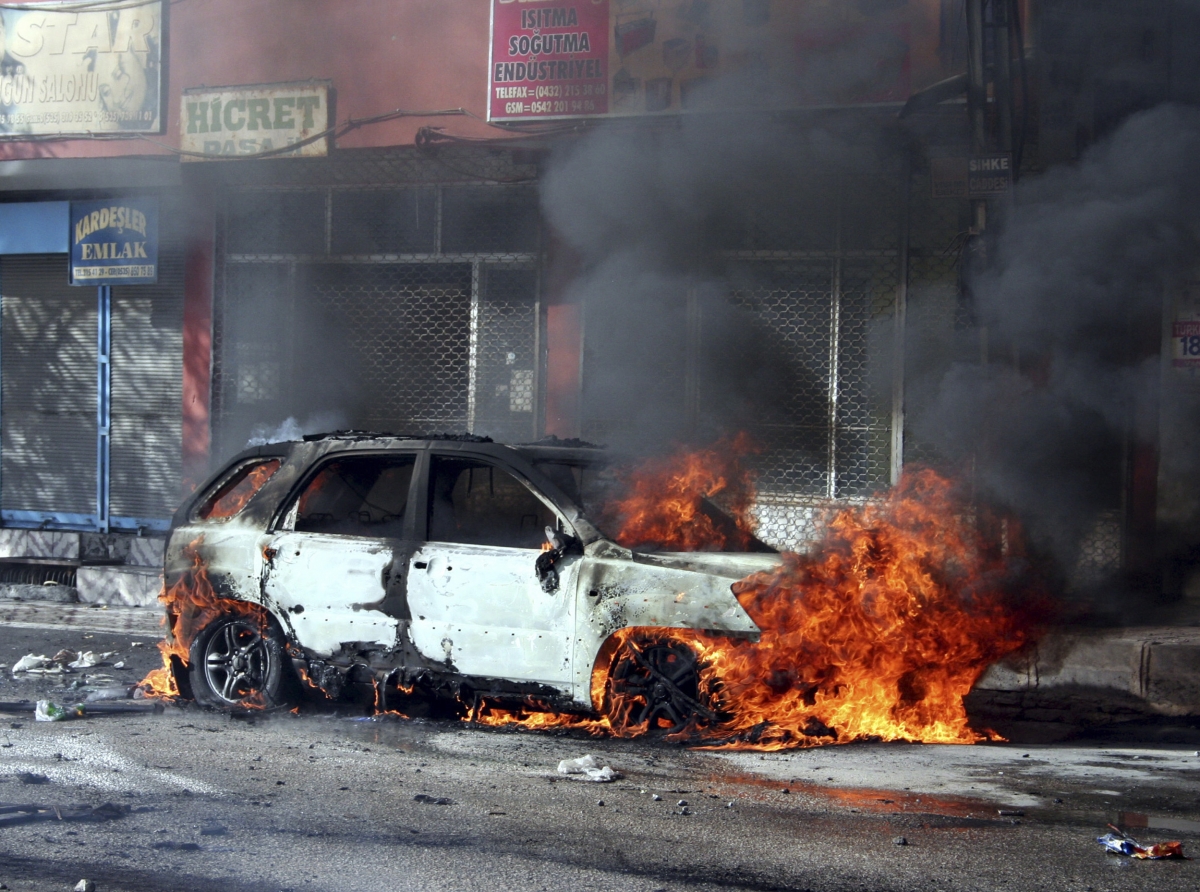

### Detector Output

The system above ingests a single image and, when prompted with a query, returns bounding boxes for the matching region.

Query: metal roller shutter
[109,248,183,523]
[0,254,98,521]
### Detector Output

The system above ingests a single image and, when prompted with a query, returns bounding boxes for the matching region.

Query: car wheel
[188,612,293,710]
[605,638,714,734]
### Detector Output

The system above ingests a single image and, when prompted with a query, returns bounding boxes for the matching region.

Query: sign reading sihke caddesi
[69,198,158,285]
[180,81,331,160]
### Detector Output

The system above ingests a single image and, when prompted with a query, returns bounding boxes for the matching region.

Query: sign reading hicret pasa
[69,198,158,286]
[0,1,162,134]
[488,0,946,122]
[181,81,331,160]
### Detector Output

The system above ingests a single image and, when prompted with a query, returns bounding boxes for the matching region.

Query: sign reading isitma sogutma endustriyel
[0,1,162,135]
[69,198,158,286]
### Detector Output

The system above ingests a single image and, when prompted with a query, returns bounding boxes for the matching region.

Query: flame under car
[162,434,776,728]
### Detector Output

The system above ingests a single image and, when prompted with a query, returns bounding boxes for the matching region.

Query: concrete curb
[976,626,1200,719]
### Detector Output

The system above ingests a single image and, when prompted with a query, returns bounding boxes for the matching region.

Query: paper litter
[557,754,622,783]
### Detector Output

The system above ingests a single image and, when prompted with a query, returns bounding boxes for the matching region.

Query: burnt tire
[605,638,711,735]
[188,613,294,710]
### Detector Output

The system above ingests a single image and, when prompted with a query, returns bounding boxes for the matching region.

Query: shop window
[195,459,282,521]
[441,185,539,254]
[290,454,416,537]
[428,456,556,549]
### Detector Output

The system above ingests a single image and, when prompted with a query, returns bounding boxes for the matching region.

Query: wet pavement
[2,611,1200,891]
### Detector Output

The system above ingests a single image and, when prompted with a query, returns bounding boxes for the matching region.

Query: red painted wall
[0,0,496,161]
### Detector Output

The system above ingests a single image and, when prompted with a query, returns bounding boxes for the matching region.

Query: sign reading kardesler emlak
[180,81,330,160]
[69,198,158,285]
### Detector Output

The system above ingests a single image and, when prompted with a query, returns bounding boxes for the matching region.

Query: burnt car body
[165,434,777,720]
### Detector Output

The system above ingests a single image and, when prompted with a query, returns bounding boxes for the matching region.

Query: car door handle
[414,561,428,569]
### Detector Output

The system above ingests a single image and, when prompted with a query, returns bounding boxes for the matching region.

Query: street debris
[412,794,453,805]
[34,700,85,722]
[69,651,117,670]
[557,754,622,782]
[74,880,95,892]
[10,650,119,677]
[893,836,908,846]
[1097,825,1187,859]
[0,802,127,827]
[11,654,55,675]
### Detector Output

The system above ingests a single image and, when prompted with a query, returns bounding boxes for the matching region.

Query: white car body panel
[261,532,399,652]
[406,542,577,689]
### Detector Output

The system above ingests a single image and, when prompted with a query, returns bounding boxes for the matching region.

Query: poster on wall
[488,0,944,122]
[69,198,158,286]
[0,0,162,135]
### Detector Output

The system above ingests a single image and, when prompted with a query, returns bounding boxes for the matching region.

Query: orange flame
[197,459,281,521]
[137,536,268,699]
[476,466,1047,749]
[604,432,759,551]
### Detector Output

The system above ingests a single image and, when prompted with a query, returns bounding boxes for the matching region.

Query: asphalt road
[2,610,1200,892]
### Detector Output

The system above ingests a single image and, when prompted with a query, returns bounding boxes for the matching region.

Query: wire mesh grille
[472,266,539,444]
[213,159,542,459]
[308,263,473,433]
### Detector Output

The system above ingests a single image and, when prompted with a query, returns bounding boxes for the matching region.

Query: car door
[261,451,420,655]
[406,453,577,690]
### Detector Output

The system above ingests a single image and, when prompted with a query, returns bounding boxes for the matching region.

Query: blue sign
[69,198,158,286]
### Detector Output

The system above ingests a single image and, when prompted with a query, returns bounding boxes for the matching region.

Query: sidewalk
[0,599,163,637]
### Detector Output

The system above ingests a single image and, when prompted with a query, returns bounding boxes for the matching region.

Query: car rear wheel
[605,638,714,735]
[188,613,293,710]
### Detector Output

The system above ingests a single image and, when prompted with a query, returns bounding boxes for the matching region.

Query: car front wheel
[604,637,715,735]
[188,612,293,709]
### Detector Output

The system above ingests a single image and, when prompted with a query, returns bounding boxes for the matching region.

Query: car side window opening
[196,459,282,522]
[287,454,416,537]
[429,456,560,549]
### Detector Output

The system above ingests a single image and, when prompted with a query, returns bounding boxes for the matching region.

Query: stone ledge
[76,565,163,608]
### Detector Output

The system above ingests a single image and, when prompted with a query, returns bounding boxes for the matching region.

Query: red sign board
[489,0,610,122]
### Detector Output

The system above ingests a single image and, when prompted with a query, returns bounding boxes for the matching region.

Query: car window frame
[189,457,284,525]
[423,450,576,548]
[272,447,424,540]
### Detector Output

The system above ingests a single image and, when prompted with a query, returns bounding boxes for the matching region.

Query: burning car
[158,434,779,730]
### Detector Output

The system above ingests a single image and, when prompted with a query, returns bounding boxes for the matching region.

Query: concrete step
[76,565,163,608]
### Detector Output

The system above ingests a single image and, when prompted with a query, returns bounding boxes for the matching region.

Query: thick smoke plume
[910,104,1200,581]
[541,113,896,453]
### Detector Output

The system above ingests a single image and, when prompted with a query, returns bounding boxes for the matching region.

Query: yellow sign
[180,82,331,161]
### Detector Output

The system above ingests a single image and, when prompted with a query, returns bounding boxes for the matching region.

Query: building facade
[0,0,1189,598]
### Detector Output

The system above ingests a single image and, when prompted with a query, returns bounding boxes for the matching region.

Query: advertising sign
[0,1,162,135]
[1173,318,1200,370]
[69,198,158,286]
[931,154,1014,199]
[180,81,331,160]
[488,0,943,122]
